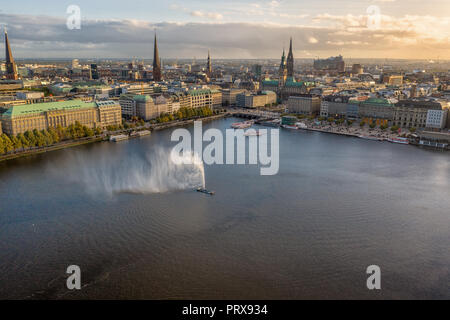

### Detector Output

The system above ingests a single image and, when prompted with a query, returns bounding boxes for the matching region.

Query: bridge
[228,108,280,123]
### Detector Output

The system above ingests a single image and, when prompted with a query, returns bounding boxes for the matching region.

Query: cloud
[169,4,223,21]
[189,11,223,20]
[0,13,449,59]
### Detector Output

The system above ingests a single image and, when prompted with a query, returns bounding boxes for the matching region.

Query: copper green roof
[262,80,279,85]
[361,98,394,107]
[133,94,153,102]
[3,99,99,118]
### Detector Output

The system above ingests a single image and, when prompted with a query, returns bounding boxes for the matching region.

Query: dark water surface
[0,118,448,299]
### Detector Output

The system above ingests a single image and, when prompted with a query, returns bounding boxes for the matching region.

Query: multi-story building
[188,89,213,109]
[358,98,395,123]
[211,89,223,109]
[16,92,45,100]
[261,78,311,101]
[1,100,122,136]
[222,88,246,106]
[320,96,350,118]
[393,99,443,129]
[236,91,277,108]
[382,75,403,86]
[287,94,321,115]
[426,109,448,129]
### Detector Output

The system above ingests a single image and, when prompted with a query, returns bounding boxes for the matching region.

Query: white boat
[359,135,381,141]
[296,122,308,129]
[231,121,253,129]
[282,125,298,130]
[109,134,129,142]
[130,130,151,138]
[388,137,409,145]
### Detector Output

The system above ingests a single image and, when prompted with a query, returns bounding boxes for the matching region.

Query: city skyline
[0,0,449,60]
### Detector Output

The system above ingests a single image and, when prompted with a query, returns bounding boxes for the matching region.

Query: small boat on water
[231,121,253,129]
[109,134,129,142]
[196,187,215,196]
[388,137,409,145]
[282,125,298,130]
[129,130,151,139]
[359,135,382,141]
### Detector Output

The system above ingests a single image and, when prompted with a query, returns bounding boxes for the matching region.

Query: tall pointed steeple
[287,37,294,78]
[4,28,18,80]
[206,50,212,77]
[152,33,162,82]
[279,48,287,86]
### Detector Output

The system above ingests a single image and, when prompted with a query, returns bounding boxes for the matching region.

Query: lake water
[0,117,448,299]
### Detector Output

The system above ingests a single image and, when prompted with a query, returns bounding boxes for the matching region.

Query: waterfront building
[287,94,321,115]
[4,30,19,80]
[346,100,360,119]
[320,96,351,118]
[222,88,246,106]
[211,89,222,109]
[119,94,156,121]
[153,34,162,82]
[358,98,395,123]
[236,91,277,109]
[1,100,122,136]
[393,99,443,129]
[426,109,448,129]
[188,89,213,109]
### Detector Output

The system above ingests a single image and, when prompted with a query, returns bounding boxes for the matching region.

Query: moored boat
[282,125,298,130]
[388,137,409,145]
[231,121,253,129]
[359,135,382,141]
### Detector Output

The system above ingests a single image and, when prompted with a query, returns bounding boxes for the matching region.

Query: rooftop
[2,99,116,117]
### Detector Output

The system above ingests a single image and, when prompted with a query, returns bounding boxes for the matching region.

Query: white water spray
[51,147,205,196]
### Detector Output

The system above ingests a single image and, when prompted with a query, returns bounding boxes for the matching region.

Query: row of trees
[0,122,101,155]
[156,107,217,124]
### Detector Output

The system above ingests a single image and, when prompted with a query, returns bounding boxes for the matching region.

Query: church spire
[153,33,162,82]
[4,28,18,80]
[287,37,294,78]
[206,50,212,77]
[279,48,287,86]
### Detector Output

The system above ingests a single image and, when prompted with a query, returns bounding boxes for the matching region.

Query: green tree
[24,131,37,147]
[391,125,399,132]
[0,135,5,155]
[11,135,22,151]
[1,134,14,153]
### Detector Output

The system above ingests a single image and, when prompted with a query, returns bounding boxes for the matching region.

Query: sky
[0,0,449,60]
